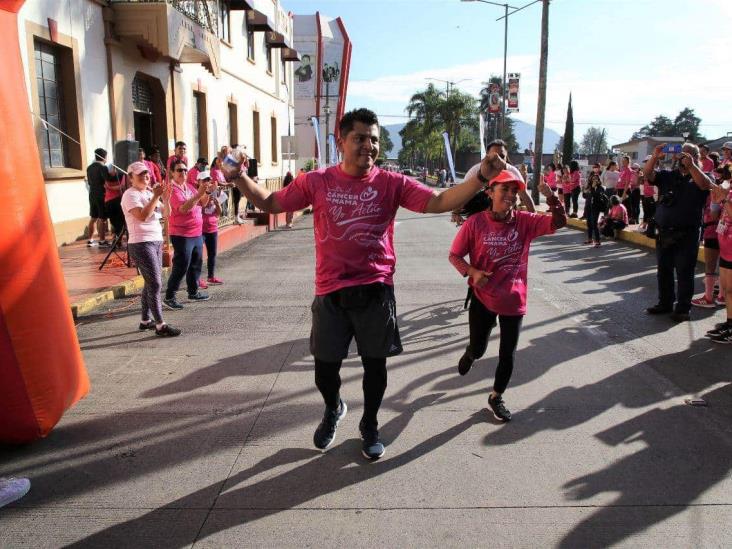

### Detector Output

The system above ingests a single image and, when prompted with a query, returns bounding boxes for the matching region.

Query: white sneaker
[0,477,30,508]
[87,239,98,247]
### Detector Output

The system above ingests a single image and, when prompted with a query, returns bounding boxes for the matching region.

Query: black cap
[94,148,107,161]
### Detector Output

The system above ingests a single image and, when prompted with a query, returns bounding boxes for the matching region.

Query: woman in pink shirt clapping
[449,170,566,422]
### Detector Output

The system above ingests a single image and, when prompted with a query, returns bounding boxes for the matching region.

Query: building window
[228,102,238,146]
[246,21,255,61]
[35,40,69,168]
[266,47,273,74]
[270,117,278,163]
[252,111,261,161]
[217,0,230,43]
[193,91,208,160]
[281,57,287,85]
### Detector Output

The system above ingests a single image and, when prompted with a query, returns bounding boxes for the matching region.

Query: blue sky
[285,0,732,149]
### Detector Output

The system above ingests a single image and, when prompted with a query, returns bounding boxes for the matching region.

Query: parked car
[401,168,414,176]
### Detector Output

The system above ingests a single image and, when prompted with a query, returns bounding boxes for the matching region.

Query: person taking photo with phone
[643,142,712,322]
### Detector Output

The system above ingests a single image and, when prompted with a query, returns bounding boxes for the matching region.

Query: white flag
[442,132,456,183]
[479,113,486,158]
[311,116,323,167]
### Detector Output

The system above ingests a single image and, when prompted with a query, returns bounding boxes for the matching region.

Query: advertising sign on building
[294,42,317,99]
[507,73,520,112]
[488,82,501,114]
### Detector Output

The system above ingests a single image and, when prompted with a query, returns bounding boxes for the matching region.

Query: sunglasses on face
[175,168,188,173]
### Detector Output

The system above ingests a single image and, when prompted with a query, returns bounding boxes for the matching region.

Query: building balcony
[110,0,221,77]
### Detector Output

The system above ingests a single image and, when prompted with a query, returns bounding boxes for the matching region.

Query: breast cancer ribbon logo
[360,186,378,202]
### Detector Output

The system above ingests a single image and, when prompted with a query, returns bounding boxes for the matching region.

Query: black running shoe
[155,324,182,337]
[313,399,347,451]
[163,297,184,310]
[139,321,156,331]
[646,304,673,315]
[188,292,210,301]
[359,420,385,461]
[706,322,730,338]
[458,351,474,376]
[488,394,512,422]
[710,328,732,344]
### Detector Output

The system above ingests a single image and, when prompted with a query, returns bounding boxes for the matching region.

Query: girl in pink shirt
[601,195,628,238]
[199,166,224,289]
[449,170,566,422]
[544,163,557,191]
[565,161,582,218]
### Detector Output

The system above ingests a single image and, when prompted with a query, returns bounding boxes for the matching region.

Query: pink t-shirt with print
[201,190,222,234]
[617,167,634,190]
[545,170,557,190]
[449,210,555,315]
[169,182,203,237]
[274,165,435,295]
[642,180,655,197]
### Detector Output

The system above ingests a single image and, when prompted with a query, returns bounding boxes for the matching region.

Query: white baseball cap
[196,170,212,180]
[721,141,732,151]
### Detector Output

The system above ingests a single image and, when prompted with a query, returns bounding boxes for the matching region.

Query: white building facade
[18,0,299,245]
[292,13,351,171]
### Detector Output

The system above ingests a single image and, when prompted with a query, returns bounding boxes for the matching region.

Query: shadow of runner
[558,404,732,548]
[67,395,481,548]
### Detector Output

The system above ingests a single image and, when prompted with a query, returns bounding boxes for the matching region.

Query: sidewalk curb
[564,217,705,263]
[69,210,309,320]
[71,268,171,320]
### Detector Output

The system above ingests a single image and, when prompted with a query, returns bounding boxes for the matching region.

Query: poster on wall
[507,73,520,112]
[321,39,344,100]
[294,41,317,99]
[488,82,501,114]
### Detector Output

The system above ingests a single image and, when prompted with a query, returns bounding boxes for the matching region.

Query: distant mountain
[382,120,560,158]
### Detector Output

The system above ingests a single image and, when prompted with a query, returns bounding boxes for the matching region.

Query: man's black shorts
[89,192,107,219]
[310,282,402,362]
[703,237,719,250]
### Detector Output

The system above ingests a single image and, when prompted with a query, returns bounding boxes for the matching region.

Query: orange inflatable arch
[0,0,89,444]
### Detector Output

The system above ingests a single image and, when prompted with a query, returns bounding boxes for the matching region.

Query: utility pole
[531,0,549,204]
[501,3,508,138]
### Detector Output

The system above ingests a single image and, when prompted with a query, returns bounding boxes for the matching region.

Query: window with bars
[132,76,153,113]
[266,46,273,74]
[252,110,260,161]
[35,40,68,168]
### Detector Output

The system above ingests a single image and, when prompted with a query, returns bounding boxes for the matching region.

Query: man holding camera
[643,142,712,322]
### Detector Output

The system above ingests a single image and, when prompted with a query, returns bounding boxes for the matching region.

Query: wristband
[476,169,490,184]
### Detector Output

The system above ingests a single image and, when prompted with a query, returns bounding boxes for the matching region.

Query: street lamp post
[425,77,471,99]
[461,0,542,139]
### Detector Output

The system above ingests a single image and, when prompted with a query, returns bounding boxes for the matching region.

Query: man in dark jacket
[643,142,712,322]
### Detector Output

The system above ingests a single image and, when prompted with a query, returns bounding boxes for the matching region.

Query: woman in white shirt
[121,161,181,337]
[601,160,620,198]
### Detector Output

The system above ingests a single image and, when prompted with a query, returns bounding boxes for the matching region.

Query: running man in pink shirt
[232,108,508,460]
[449,171,566,422]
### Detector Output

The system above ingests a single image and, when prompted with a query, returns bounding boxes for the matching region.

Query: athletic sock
[704,274,716,301]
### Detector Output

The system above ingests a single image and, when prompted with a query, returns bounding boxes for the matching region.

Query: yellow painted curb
[70,267,171,320]
[564,218,705,263]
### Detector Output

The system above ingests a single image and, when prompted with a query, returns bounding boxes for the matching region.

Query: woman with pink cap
[449,169,566,422]
[120,161,181,336]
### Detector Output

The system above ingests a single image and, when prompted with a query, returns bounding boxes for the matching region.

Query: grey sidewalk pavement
[1,210,731,547]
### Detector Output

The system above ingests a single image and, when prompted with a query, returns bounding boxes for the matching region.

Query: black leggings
[203,232,217,278]
[314,356,387,429]
[466,297,523,394]
[564,187,580,214]
[232,187,242,217]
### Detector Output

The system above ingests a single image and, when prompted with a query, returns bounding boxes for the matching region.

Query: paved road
[2,209,731,547]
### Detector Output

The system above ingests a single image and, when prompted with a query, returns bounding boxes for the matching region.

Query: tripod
[98,225,132,270]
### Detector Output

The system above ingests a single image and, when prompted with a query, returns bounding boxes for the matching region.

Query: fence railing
[216,177,282,229]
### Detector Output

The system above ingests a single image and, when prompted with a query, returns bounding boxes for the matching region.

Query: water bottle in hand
[222,146,248,180]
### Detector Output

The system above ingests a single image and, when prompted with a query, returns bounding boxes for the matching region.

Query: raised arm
[233,172,284,214]
[679,152,712,191]
[644,144,664,184]
[424,153,506,213]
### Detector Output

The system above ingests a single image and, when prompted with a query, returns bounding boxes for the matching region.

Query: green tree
[441,89,478,161]
[674,108,704,142]
[378,126,393,160]
[632,115,675,140]
[579,126,608,156]
[562,93,574,162]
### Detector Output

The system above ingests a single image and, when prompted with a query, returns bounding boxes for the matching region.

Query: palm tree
[406,83,444,135]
